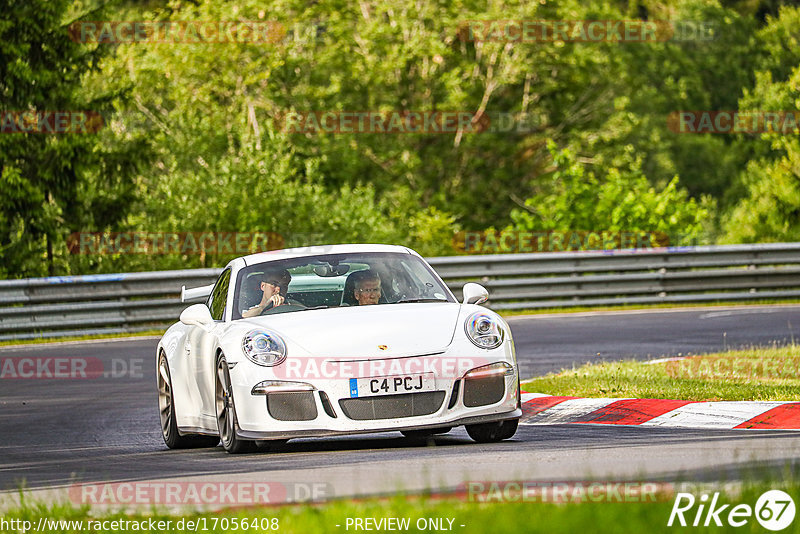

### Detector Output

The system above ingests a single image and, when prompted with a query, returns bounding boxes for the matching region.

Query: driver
[242,268,291,317]
[351,269,381,305]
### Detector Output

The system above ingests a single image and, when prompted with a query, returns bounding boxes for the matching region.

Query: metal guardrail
[1,243,799,341]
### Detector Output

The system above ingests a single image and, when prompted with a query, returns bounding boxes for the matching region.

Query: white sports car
[157,244,520,453]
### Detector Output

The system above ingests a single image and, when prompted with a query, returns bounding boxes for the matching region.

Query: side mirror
[181,283,214,303]
[462,283,489,305]
[180,303,214,326]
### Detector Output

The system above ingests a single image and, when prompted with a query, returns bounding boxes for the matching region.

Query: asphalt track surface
[1,304,798,499]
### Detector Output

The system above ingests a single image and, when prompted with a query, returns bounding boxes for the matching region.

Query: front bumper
[236,408,522,440]
[227,344,520,440]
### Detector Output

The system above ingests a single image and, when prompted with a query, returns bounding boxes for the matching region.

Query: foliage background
[2,0,799,277]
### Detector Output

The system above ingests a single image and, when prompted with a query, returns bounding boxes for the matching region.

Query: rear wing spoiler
[181,283,215,303]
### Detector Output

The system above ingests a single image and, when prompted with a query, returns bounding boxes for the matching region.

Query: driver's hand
[268,294,285,308]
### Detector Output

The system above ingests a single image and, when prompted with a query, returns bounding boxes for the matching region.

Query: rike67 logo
[668,490,796,530]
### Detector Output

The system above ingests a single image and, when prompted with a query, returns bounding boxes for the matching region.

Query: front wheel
[157,353,219,449]
[215,353,255,454]
[466,419,518,443]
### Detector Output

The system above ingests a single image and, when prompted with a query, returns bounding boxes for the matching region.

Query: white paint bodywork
[157,244,521,440]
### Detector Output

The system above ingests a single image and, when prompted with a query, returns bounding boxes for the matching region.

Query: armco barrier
[0,244,799,341]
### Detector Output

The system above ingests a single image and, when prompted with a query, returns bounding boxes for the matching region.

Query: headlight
[241,329,287,366]
[465,312,504,349]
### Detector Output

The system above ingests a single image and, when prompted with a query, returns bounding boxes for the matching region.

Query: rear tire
[466,419,518,443]
[158,353,219,449]
[215,353,256,454]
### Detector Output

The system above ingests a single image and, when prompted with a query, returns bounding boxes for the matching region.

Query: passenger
[242,269,291,317]
[351,269,381,305]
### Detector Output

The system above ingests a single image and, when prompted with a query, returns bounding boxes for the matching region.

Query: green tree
[0,0,148,277]
[508,140,712,245]
[720,6,800,243]
[722,73,800,242]
[12,0,793,276]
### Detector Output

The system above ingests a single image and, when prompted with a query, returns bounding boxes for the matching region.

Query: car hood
[235,303,463,359]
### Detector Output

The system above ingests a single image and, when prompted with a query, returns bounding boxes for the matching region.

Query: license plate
[349,373,435,398]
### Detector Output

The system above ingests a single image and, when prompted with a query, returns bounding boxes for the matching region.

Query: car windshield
[231,252,455,320]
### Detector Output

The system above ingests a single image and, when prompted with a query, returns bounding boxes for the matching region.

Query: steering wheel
[260,303,306,315]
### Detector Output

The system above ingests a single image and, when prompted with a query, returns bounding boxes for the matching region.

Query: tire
[157,353,219,449]
[215,353,256,454]
[465,418,519,443]
[400,427,452,438]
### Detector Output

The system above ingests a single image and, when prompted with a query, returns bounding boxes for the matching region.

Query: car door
[186,268,231,419]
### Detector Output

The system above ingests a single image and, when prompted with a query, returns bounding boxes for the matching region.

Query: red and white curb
[520,393,800,430]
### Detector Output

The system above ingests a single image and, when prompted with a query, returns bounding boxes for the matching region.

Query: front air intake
[267,392,318,421]
[462,375,505,407]
[338,392,446,420]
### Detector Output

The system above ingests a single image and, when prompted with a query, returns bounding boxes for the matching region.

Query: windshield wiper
[394,298,448,304]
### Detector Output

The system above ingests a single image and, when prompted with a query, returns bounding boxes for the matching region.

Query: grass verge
[0,330,164,348]
[2,482,799,533]
[522,344,800,401]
